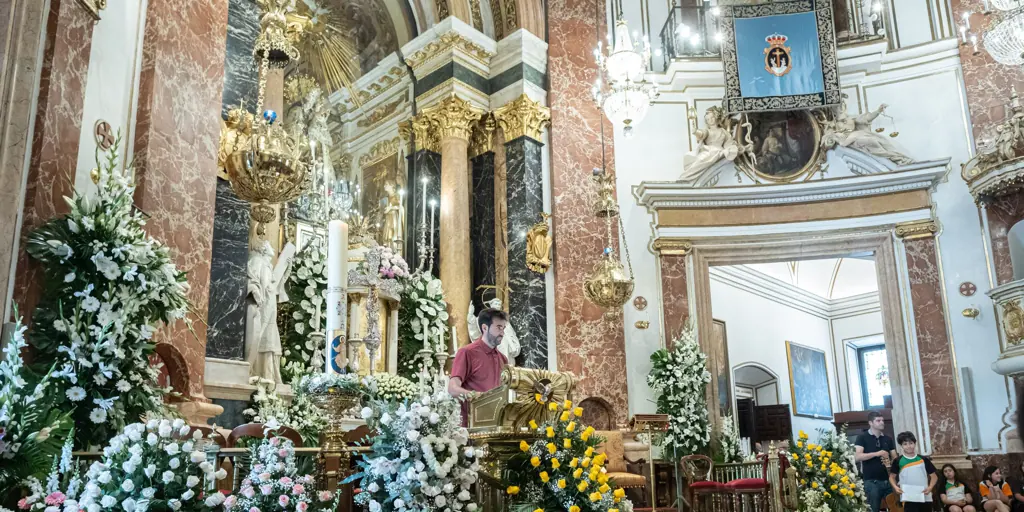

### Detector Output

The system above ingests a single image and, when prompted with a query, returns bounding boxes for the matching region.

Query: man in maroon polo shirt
[448,308,509,426]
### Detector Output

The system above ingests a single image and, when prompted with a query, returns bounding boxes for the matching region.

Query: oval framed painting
[733,109,825,182]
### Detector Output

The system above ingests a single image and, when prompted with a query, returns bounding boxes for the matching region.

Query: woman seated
[938,463,976,512]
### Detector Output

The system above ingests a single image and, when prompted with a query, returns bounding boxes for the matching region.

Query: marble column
[549,0,629,422]
[897,221,965,456]
[133,0,228,410]
[470,150,496,314]
[11,0,95,321]
[206,0,259,361]
[419,96,483,347]
[657,242,692,347]
[495,95,551,368]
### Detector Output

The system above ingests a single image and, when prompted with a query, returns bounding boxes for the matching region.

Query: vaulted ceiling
[744,256,878,300]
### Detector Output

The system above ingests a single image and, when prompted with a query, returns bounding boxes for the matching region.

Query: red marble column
[659,253,689,347]
[985,195,1024,286]
[548,0,629,423]
[903,235,965,456]
[133,0,228,403]
[12,0,95,319]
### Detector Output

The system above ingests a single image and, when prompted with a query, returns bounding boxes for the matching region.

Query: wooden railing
[706,453,792,512]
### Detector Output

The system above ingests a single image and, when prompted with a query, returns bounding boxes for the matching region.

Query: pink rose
[242,487,255,499]
[17,499,28,510]
[249,508,261,512]
[253,464,265,472]
[318,491,333,502]
[44,493,66,506]
[278,449,288,458]
[292,484,304,495]
[296,502,308,512]
[270,438,280,446]
[223,496,237,509]
[278,495,290,508]
[258,473,271,482]
[279,477,292,486]
[260,485,273,496]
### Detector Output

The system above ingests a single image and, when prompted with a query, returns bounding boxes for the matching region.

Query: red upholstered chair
[724,452,789,512]
[680,454,727,511]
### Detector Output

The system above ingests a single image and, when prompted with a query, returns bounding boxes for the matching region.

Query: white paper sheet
[901,484,928,503]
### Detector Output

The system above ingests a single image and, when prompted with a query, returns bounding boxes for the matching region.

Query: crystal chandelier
[960,0,1024,68]
[592,14,659,138]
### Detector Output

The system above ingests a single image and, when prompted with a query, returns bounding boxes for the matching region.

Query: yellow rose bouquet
[506,400,634,512]
[788,427,867,512]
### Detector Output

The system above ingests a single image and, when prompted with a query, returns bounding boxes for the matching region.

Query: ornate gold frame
[785,340,834,420]
[733,109,827,183]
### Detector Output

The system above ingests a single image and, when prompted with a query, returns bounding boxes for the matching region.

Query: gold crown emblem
[765,33,788,46]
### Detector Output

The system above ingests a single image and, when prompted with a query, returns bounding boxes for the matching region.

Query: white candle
[326,220,349,374]
[429,199,437,246]
[421,176,428,224]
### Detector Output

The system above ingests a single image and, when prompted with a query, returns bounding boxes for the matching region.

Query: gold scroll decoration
[1003,299,1024,346]
[526,212,552,273]
[894,220,938,240]
[493,94,551,143]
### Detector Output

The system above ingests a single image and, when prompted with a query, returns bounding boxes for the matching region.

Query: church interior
[3,0,1024,511]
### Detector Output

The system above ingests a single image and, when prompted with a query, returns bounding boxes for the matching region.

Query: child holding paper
[889,431,938,512]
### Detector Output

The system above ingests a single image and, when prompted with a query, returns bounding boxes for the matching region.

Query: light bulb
[655,48,663,57]
[676,24,691,37]
[714,32,724,43]
[421,177,428,184]
[710,6,721,16]
[690,35,701,46]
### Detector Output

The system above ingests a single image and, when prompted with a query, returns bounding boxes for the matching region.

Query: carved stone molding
[357,99,404,129]
[405,32,495,72]
[895,219,938,240]
[338,66,406,115]
[417,95,485,142]
[653,238,693,255]
[359,137,401,168]
[493,94,551,143]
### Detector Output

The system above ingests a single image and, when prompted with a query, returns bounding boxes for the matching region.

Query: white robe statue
[245,241,296,384]
[679,106,741,183]
[824,100,913,165]
[467,298,520,365]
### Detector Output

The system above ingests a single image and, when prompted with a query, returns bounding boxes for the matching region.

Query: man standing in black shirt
[855,411,898,512]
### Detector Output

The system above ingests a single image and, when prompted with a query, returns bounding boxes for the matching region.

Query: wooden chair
[227,423,303,448]
[680,454,727,511]
[722,453,776,512]
[596,430,648,491]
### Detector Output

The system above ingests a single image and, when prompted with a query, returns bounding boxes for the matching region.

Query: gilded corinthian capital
[493,94,551,143]
[419,95,485,142]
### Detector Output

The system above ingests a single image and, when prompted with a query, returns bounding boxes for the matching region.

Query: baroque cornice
[359,138,401,168]
[894,219,937,240]
[493,94,550,142]
[336,66,407,115]
[652,238,692,255]
[405,31,495,73]
[356,99,405,129]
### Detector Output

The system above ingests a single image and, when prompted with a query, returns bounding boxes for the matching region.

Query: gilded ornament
[417,95,485,142]
[653,239,693,255]
[634,320,650,329]
[490,0,505,39]
[584,255,635,311]
[404,32,495,72]
[894,220,938,240]
[592,168,618,217]
[499,367,578,430]
[218,108,256,180]
[335,153,353,177]
[359,138,401,168]
[1003,299,1024,346]
[76,0,105,19]
[253,0,301,67]
[526,213,553,274]
[357,100,404,129]
[468,114,496,158]
[284,74,320,106]
[962,87,1024,202]
[493,94,551,143]
[399,116,441,154]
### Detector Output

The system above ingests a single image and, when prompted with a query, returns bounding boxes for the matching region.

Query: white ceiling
[734,365,777,387]
[743,256,878,300]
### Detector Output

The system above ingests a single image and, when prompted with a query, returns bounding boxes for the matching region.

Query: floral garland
[299,373,362,395]
[361,373,420,403]
[25,141,189,448]
[396,272,448,380]
[789,427,867,512]
[0,317,72,493]
[280,241,327,383]
[716,415,743,464]
[224,434,339,512]
[505,399,634,512]
[243,377,325,447]
[364,245,409,280]
[74,419,227,512]
[349,385,479,512]
[647,324,711,459]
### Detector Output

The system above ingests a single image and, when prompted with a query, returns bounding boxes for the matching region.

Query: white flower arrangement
[11,433,81,512]
[647,323,711,458]
[281,242,327,383]
[74,419,226,512]
[242,376,326,447]
[361,374,420,403]
[397,272,448,380]
[349,385,480,512]
[368,245,409,280]
[717,415,743,464]
[24,141,189,448]
[0,317,73,489]
[223,434,339,512]
[299,373,362,395]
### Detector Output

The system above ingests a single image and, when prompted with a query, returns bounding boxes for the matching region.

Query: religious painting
[358,138,405,247]
[719,0,841,113]
[290,220,325,252]
[734,109,823,181]
[712,319,733,417]
[786,341,833,419]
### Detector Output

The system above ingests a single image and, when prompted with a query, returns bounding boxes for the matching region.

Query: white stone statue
[380,182,405,249]
[245,241,296,384]
[467,298,520,365]
[679,106,742,183]
[823,98,913,165]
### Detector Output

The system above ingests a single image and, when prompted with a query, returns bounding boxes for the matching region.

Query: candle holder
[363,286,382,375]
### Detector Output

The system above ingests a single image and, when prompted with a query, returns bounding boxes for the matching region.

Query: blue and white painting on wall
[786,340,834,419]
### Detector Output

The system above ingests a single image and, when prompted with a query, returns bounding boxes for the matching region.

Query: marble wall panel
[471,151,496,314]
[222,0,260,117]
[12,0,94,321]
[133,0,229,399]
[206,179,251,360]
[548,0,628,422]
[506,137,547,368]
[0,0,48,319]
[407,150,442,277]
[660,254,688,347]
[986,196,1024,286]
[904,236,965,455]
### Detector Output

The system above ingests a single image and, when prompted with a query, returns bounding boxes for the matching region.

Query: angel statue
[245,241,296,384]
[468,298,521,366]
[679,106,743,183]
[823,97,913,165]
[380,182,405,249]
